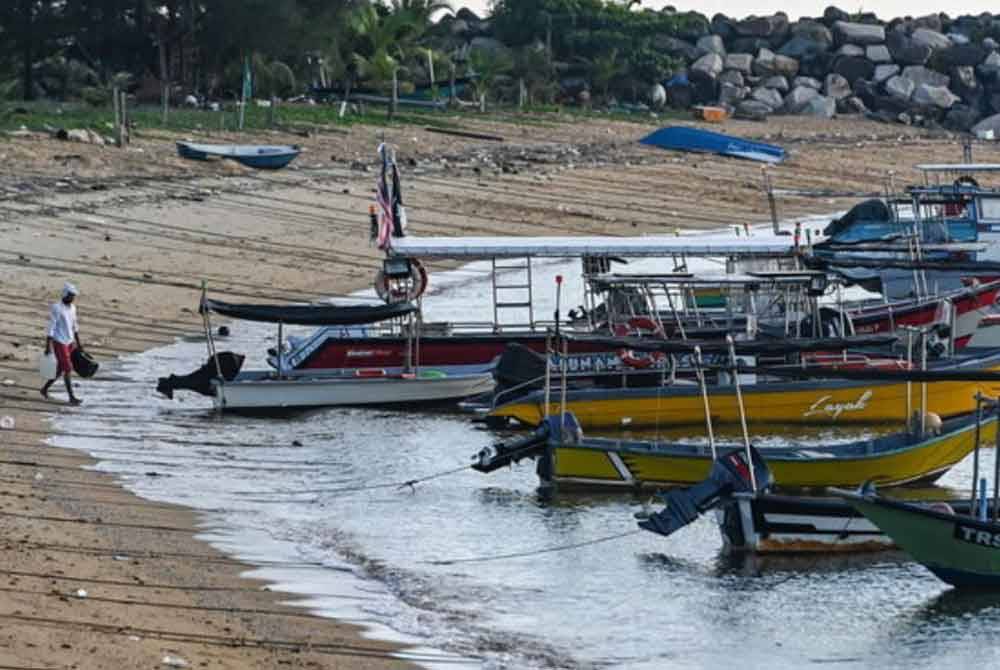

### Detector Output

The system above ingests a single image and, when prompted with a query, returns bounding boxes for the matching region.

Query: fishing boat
[159,294,493,412]
[473,409,999,490]
[176,141,301,169]
[839,487,1000,587]
[639,126,786,164]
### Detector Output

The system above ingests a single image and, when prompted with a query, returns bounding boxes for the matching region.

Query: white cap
[62,282,79,298]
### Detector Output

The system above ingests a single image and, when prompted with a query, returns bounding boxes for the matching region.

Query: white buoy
[38,352,57,380]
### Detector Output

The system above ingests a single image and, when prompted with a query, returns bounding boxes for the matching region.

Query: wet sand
[2,111,999,667]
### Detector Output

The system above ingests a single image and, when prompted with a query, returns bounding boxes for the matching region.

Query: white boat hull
[212,371,495,411]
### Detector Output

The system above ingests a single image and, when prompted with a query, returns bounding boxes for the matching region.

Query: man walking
[41,283,83,405]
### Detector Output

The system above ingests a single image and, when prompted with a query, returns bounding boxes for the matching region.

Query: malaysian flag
[374,143,407,250]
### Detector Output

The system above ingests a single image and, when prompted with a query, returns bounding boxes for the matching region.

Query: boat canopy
[388,234,794,259]
[588,270,827,289]
[201,299,417,325]
[915,164,1000,173]
[559,332,897,355]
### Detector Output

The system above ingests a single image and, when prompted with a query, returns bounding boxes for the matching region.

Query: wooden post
[112,86,121,147]
[519,77,526,110]
[161,83,169,125]
[390,68,399,119]
[268,96,276,127]
[238,94,245,131]
[449,63,456,106]
[119,90,128,144]
[480,92,486,113]
[426,49,436,101]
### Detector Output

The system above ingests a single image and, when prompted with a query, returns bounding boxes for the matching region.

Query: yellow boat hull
[549,416,997,490]
[492,375,1000,429]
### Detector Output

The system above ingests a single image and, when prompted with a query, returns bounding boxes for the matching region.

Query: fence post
[112,86,121,147]
[390,69,399,119]
[269,96,276,127]
[119,90,129,144]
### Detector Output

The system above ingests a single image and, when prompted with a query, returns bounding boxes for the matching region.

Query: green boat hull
[847,495,1000,588]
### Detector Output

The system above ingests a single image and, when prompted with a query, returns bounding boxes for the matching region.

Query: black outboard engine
[156,352,245,399]
[637,446,773,538]
[494,343,548,393]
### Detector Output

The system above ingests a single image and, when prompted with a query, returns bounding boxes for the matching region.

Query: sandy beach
[2,111,1000,668]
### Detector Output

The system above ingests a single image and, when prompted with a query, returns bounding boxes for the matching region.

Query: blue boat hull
[639,126,785,164]
[176,141,300,170]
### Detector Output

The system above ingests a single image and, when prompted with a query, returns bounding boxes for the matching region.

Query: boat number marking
[802,390,874,420]
[954,524,1000,549]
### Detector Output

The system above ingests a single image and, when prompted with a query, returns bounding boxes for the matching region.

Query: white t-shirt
[48,302,78,345]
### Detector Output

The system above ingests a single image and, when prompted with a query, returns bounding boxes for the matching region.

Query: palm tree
[511,43,556,106]
[588,48,625,102]
[467,47,513,108]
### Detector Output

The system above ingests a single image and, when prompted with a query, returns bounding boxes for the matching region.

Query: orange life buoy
[374,259,428,303]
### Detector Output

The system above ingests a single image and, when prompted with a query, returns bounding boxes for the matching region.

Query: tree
[467,47,513,106]
[587,47,624,102]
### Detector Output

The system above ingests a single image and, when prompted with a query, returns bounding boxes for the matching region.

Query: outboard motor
[637,446,773,539]
[472,412,582,474]
[494,343,548,393]
[156,352,245,399]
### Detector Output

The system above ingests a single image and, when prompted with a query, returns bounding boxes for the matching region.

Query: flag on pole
[375,143,407,250]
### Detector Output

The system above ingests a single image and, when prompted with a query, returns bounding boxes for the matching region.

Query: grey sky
[458,1,997,22]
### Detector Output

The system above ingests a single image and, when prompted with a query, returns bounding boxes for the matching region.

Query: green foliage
[468,47,514,104]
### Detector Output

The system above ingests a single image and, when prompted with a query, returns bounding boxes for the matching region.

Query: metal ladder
[492,256,534,331]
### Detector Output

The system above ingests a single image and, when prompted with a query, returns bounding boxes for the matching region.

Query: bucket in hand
[71,349,99,378]
[38,352,58,380]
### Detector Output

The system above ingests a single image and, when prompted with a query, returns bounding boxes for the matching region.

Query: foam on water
[49,222,1000,669]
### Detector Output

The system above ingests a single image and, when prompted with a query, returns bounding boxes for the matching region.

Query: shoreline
[2,113,999,668]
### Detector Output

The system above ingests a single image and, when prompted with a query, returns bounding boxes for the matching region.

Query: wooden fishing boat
[473,410,999,490]
[176,141,301,169]
[488,346,1000,429]
[839,488,1000,587]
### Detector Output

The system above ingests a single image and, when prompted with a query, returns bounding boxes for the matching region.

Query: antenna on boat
[694,346,716,460]
[727,335,756,492]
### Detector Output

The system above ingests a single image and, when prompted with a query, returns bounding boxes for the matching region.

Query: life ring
[374,259,428,303]
[619,349,665,369]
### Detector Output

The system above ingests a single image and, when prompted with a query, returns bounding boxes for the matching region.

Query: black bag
[71,349,99,378]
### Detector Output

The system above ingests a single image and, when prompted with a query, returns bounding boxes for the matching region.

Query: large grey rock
[972,113,1000,138]
[979,51,1000,78]
[719,69,745,87]
[836,44,865,57]
[718,82,747,106]
[654,35,700,61]
[791,20,834,47]
[697,34,726,56]
[902,65,950,88]
[735,14,787,38]
[711,13,738,40]
[783,85,820,112]
[779,35,829,59]
[823,6,851,27]
[985,37,999,51]
[691,53,724,79]
[793,76,823,90]
[724,53,754,74]
[913,14,942,32]
[762,75,789,92]
[650,83,666,109]
[951,65,980,102]
[885,75,915,101]
[735,99,772,120]
[687,69,720,104]
[843,95,869,114]
[824,73,852,99]
[832,55,875,84]
[944,104,982,131]
[751,86,784,110]
[801,95,837,117]
[752,47,800,77]
[911,28,951,51]
[866,45,892,63]
[947,32,971,46]
[873,64,900,83]
[936,44,987,68]
[833,21,885,46]
[886,32,932,65]
[912,83,959,109]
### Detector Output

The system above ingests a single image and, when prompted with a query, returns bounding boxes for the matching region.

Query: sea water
[51,235,1000,669]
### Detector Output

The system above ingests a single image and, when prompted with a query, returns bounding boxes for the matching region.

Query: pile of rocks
[657,7,1000,132]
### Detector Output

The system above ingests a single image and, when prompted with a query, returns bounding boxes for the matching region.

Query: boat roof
[589,271,825,287]
[915,163,1000,173]
[388,234,795,259]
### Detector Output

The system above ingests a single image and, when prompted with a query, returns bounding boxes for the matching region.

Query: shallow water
[51,244,1000,669]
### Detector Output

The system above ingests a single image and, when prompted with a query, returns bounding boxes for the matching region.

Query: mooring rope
[425,529,641,566]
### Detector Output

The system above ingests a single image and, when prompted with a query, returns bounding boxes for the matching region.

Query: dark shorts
[53,341,75,375]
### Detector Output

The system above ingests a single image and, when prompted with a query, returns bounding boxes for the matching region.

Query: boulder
[832,55,875,84]
[791,20,834,47]
[801,94,837,117]
[66,128,105,145]
[852,78,880,108]
[772,54,800,78]
[885,75,916,101]
[873,64,900,83]
[985,37,999,51]
[735,99,772,120]
[911,28,951,51]
[902,65,950,88]
[730,37,772,54]
[935,43,987,68]
[654,35,701,61]
[972,113,1000,138]
[799,52,837,79]
[779,36,829,60]
[697,34,726,56]
[951,65,981,103]
[691,52,724,79]
[752,48,776,76]
[688,69,720,104]
[783,85,820,112]
[650,83,667,109]
[944,104,982,131]
[735,14,786,38]
[718,82,747,107]
[978,51,1000,79]
[724,53,754,75]
[675,13,711,42]
[836,44,866,57]
[886,32,932,65]
[719,69,745,87]
[866,45,892,63]
[833,21,885,46]
[823,6,851,27]
[711,13,738,40]
[824,73,852,99]
[793,76,823,90]
[750,86,784,110]
[913,14,943,32]
[911,83,959,108]
[762,75,789,92]
[843,95,869,114]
